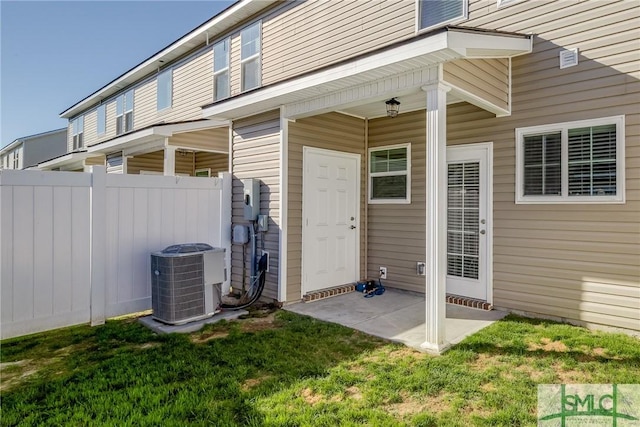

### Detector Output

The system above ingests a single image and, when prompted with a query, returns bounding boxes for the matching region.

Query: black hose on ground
[221,253,268,310]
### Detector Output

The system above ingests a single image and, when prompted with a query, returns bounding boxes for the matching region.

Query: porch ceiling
[202,27,532,121]
[339,90,465,119]
[86,120,227,155]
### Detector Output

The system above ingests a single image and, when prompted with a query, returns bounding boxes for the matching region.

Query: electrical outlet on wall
[379,266,387,279]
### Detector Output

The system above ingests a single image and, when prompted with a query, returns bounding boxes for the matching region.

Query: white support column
[163,141,176,176]
[421,82,451,353]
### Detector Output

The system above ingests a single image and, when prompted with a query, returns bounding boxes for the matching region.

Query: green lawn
[1,309,639,426]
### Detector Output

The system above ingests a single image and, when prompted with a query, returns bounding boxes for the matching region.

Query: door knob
[349,225,356,229]
[480,229,486,235]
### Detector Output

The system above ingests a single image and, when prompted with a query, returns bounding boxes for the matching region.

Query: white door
[302,147,360,294]
[446,144,492,301]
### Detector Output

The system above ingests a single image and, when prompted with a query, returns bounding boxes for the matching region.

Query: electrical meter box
[242,178,260,221]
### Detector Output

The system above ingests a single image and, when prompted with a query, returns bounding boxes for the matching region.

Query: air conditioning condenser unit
[151,243,225,325]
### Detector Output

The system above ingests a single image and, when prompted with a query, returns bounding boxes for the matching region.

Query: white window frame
[116,89,134,135]
[72,115,84,150]
[516,116,625,204]
[156,69,173,111]
[240,21,261,92]
[416,0,468,34]
[97,104,106,136]
[368,143,411,204]
[213,38,230,101]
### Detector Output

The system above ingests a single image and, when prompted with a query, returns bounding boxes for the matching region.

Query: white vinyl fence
[0,166,231,339]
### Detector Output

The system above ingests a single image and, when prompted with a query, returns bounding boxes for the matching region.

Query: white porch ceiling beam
[283,66,440,120]
[422,82,451,354]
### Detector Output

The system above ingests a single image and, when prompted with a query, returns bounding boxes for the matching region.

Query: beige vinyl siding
[231,110,281,300]
[80,49,215,148]
[230,33,242,97]
[287,113,366,302]
[82,110,98,148]
[367,111,426,294]
[195,152,228,175]
[103,101,118,145]
[162,49,214,123]
[175,151,195,175]
[168,127,229,152]
[443,59,509,112]
[133,79,157,130]
[126,150,164,175]
[262,0,415,85]
[66,123,73,153]
[84,155,105,168]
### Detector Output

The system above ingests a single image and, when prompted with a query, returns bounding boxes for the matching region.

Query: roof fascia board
[60,0,278,119]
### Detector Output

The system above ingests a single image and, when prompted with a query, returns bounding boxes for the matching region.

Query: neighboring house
[52,0,639,350]
[1,128,67,170]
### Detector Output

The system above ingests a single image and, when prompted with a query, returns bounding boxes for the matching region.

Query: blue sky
[1,1,234,147]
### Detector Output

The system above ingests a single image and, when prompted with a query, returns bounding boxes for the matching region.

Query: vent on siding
[559,48,579,69]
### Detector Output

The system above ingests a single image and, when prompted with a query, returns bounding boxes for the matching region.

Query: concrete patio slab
[285,288,506,352]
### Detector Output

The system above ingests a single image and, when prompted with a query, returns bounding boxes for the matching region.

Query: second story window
[72,116,84,150]
[157,69,172,111]
[240,21,261,92]
[116,89,134,135]
[213,38,230,100]
[418,0,467,32]
[97,104,106,136]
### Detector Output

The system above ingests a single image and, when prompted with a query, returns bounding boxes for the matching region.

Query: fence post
[90,166,107,325]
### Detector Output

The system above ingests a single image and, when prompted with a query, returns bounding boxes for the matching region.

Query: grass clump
[1,311,639,426]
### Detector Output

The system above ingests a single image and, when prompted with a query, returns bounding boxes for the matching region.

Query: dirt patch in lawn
[241,374,272,391]
[191,311,280,343]
[0,358,60,392]
[301,387,323,405]
[527,338,568,352]
[385,392,451,418]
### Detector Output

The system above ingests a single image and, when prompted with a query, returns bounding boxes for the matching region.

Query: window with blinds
[71,115,84,150]
[418,0,467,32]
[516,116,624,203]
[116,89,134,135]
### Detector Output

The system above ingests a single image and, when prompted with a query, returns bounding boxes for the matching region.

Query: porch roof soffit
[60,0,279,119]
[37,151,93,170]
[85,119,228,155]
[201,27,533,121]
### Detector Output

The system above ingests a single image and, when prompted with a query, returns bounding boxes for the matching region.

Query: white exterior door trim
[302,146,361,296]
[446,142,493,304]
